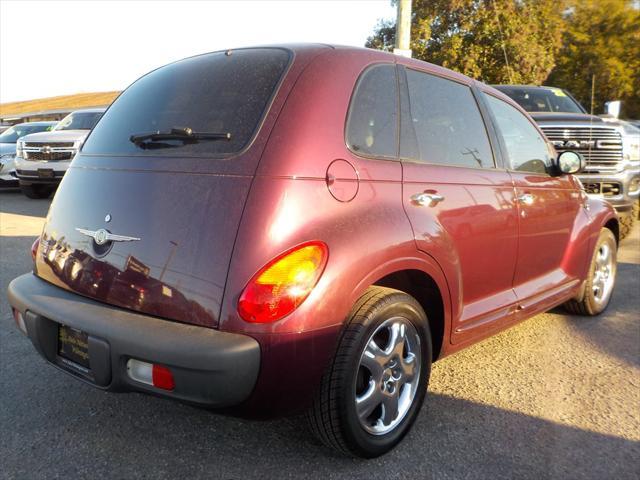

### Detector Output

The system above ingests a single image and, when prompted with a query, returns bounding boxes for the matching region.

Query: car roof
[492,84,565,91]
[70,108,107,114]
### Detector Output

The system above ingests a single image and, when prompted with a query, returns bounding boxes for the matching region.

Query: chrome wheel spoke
[356,380,383,422]
[381,393,399,426]
[361,345,385,380]
[384,323,402,356]
[400,352,417,382]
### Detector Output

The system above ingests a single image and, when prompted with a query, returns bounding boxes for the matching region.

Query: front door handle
[411,192,445,207]
[516,193,535,206]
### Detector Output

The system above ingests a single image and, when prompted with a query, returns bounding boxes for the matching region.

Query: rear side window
[484,94,552,174]
[346,64,398,158]
[82,48,290,156]
[402,69,494,169]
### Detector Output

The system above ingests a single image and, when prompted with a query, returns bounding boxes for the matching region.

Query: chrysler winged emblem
[75,228,140,245]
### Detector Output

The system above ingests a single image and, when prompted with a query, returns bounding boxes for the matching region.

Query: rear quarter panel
[219,49,451,337]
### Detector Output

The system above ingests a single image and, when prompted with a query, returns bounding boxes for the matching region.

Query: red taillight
[152,364,175,391]
[31,237,40,261]
[238,241,328,323]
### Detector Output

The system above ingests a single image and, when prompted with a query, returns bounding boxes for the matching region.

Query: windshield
[82,48,291,156]
[0,123,55,143]
[54,111,103,131]
[494,86,585,114]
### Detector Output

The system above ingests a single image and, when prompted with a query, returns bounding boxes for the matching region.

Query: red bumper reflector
[152,364,175,391]
[127,359,175,391]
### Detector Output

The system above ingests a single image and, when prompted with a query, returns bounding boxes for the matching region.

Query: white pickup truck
[15,108,104,198]
[494,85,640,238]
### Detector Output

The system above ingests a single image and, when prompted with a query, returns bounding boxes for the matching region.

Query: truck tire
[618,211,635,240]
[564,228,617,316]
[20,184,53,199]
[307,286,431,458]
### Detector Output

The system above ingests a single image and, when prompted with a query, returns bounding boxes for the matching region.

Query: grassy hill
[0,91,120,117]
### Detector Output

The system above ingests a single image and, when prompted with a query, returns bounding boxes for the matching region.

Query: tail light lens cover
[238,241,328,323]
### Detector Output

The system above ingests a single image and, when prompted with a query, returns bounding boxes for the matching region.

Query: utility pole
[394,0,412,58]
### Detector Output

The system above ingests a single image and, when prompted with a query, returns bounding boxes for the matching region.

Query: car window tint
[346,64,398,158]
[402,69,494,168]
[484,94,552,174]
[82,48,290,156]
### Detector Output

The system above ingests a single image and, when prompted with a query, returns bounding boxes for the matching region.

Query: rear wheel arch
[372,269,445,361]
[604,217,619,245]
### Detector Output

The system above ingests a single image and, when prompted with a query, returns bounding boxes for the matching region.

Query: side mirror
[605,100,621,119]
[557,151,584,175]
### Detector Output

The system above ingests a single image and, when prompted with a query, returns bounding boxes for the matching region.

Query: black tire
[564,228,617,316]
[308,286,431,458]
[20,184,53,199]
[619,212,634,240]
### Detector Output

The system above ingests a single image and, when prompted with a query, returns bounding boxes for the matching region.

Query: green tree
[366,0,566,84]
[547,0,640,118]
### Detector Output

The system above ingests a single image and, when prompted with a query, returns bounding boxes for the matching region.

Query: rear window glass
[82,48,290,156]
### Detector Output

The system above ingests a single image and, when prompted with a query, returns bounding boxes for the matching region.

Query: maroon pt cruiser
[8,44,619,457]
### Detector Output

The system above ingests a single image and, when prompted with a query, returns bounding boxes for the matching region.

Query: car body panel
[8,45,620,416]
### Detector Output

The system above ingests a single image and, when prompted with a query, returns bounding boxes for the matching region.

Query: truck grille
[23,142,76,162]
[540,126,622,173]
[25,151,74,161]
[24,142,74,148]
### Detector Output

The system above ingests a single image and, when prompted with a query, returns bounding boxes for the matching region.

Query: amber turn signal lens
[238,241,328,323]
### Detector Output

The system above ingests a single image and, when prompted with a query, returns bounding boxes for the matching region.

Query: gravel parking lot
[1,190,638,480]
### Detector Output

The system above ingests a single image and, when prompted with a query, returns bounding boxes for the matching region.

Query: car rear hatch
[34,46,325,328]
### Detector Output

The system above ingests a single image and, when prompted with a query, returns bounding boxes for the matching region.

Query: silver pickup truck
[15,108,104,198]
[494,85,640,238]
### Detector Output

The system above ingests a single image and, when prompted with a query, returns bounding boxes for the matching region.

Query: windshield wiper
[130,127,231,148]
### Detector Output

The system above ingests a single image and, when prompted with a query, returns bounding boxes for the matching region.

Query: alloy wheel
[354,317,421,435]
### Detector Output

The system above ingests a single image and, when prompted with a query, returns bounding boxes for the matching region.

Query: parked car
[493,85,640,237]
[0,121,57,186]
[14,108,105,198]
[8,45,618,458]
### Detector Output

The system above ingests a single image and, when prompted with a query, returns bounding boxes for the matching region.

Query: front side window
[82,48,291,156]
[484,94,552,174]
[402,69,494,169]
[346,64,398,158]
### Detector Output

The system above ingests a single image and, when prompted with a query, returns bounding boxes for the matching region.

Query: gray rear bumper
[7,273,260,407]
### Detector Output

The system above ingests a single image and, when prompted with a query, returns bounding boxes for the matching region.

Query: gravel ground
[1,190,638,479]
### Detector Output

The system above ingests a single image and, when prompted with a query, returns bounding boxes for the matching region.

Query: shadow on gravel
[1,368,638,480]
[0,190,52,217]
[552,262,640,369]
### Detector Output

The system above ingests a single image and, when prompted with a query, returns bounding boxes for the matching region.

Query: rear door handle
[516,193,535,205]
[411,192,445,207]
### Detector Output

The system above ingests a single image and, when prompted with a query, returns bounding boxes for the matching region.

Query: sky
[0,0,396,103]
